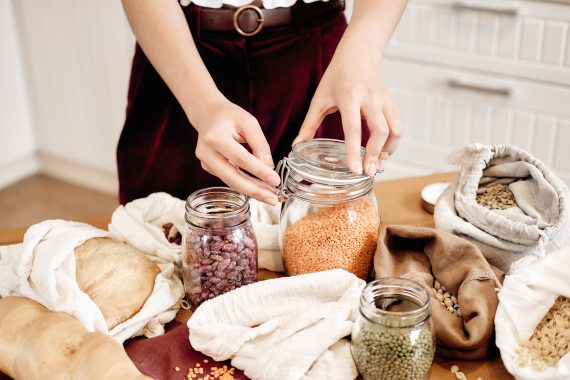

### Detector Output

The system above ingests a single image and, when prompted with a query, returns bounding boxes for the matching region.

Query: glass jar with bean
[182,187,258,308]
[351,277,436,380]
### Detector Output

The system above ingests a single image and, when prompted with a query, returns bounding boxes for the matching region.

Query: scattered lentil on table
[515,296,570,371]
[283,198,378,279]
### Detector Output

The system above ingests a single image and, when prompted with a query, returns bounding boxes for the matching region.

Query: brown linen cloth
[374,225,502,360]
[125,322,248,380]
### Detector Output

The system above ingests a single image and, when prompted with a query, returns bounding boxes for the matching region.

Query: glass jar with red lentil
[276,139,380,280]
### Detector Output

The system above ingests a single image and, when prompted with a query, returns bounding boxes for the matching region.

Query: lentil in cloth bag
[495,245,570,380]
[435,144,570,274]
[374,225,501,360]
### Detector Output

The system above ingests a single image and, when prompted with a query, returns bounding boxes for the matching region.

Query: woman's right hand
[192,98,280,206]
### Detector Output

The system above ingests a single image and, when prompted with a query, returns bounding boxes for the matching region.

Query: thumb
[293,102,329,146]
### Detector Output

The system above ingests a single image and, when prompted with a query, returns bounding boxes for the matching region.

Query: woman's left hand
[293,42,402,177]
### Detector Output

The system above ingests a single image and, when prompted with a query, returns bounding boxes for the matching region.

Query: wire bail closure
[276,158,292,202]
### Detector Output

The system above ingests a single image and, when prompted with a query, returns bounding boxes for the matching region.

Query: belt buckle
[233,4,264,37]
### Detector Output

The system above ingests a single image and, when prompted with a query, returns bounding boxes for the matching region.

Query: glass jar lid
[276,139,374,202]
[288,139,371,185]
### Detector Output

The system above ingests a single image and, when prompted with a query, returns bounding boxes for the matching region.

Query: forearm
[342,0,408,60]
[121,0,224,125]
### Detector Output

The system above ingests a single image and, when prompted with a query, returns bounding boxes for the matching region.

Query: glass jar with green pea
[351,277,436,380]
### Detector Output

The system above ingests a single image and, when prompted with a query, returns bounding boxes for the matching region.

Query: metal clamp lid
[275,139,374,202]
[276,157,293,201]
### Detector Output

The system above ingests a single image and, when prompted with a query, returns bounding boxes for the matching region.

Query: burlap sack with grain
[435,144,570,274]
[374,225,501,360]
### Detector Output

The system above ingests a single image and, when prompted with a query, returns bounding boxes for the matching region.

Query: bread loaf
[74,238,160,330]
[0,297,152,380]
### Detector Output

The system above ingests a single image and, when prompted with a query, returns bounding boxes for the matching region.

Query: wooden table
[0,172,514,380]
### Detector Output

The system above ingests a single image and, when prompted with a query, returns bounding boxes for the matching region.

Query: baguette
[0,297,152,380]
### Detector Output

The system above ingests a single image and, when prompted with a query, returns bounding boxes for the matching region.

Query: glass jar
[182,187,258,308]
[277,139,380,280]
[351,278,435,380]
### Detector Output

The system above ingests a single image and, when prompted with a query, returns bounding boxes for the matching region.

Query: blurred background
[1,0,570,227]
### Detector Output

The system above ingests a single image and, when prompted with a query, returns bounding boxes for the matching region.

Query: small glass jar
[182,187,258,308]
[351,278,436,380]
[277,139,380,280]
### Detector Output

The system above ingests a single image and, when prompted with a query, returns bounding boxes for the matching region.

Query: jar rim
[185,187,250,227]
[289,138,371,185]
[359,277,431,327]
[277,139,375,203]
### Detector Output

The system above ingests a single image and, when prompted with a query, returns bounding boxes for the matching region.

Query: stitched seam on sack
[461,270,501,289]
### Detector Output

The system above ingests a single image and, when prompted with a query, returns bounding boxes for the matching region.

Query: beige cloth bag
[374,225,501,360]
[435,144,570,274]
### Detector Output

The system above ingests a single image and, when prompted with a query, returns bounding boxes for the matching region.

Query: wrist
[183,90,227,129]
[334,29,383,67]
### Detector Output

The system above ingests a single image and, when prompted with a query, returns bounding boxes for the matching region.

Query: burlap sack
[435,144,570,274]
[374,225,501,360]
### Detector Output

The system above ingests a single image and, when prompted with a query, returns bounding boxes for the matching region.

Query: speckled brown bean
[183,224,258,308]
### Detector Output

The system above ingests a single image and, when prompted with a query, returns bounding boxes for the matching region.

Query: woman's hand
[293,0,407,177]
[193,98,280,205]
[294,47,402,176]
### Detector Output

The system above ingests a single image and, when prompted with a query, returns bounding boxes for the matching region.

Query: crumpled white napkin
[188,269,364,380]
[0,219,184,343]
[495,245,570,380]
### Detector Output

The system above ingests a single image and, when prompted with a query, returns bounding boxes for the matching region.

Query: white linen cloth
[180,0,328,9]
[188,269,364,380]
[0,220,184,343]
[249,199,284,272]
[434,144,570,274]
[109,192,186,269]
[495,245,570,380]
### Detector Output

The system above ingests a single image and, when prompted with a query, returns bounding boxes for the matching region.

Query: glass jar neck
[359,277,431,328]
[277,157,375,203]
[185,187,250,229]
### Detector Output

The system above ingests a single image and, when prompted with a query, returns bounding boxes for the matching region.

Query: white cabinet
[383,0,570,185]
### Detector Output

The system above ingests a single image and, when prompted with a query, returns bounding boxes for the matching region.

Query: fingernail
[378,160,386,172]
[367,161,377,176]
[267,173,280,186]
[263,195,278,206]
[353,161,363,175]
[263,154,275,168]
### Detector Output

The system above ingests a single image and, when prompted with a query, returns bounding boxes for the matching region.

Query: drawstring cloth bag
[374,225,501,360]
[434,144,570,273]
[109,192,286,272]
[495,245,570,380]
[0,220,183,343]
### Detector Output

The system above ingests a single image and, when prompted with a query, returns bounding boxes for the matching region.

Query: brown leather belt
[198,0,343,37]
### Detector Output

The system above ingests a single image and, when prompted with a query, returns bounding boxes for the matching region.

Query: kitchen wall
[2,0,569,194]
[10,0,135,194]
[0,0,36,189]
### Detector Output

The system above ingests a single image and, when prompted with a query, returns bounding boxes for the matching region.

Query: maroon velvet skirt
[117,3,368,204]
